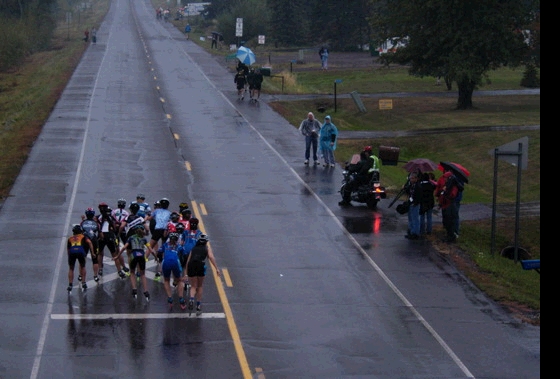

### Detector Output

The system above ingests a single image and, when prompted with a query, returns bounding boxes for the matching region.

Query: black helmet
[159,198,170,209]
[85,207,95,219]
[117,198,126,208]
[154,200,161,207]
[170,212,180,222]
[98,202,109,211]
[175,223,186,233]
[168,232,180,241]
[196,234,209,245]
[134,225,145,234]
[136,193,146,200]
[181,208,192,217]
[189,217,199,228]
[179,202,189,212]
[129,203,140,213]
[72,224,83,234]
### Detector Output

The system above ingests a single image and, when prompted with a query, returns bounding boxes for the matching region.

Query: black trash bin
[260,67,271,77]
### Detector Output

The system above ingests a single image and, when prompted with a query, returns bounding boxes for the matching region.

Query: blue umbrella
[236,46,256,65]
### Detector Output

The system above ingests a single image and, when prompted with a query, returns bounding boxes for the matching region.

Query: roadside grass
[0,0,110,200]
[262,66,535,95]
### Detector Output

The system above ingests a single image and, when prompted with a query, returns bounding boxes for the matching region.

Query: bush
[520,64,540,88]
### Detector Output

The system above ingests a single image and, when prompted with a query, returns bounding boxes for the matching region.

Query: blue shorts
[162,258,182,279]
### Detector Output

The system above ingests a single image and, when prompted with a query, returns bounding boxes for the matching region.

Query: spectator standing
[91,27,97,44]
[83,29,89,42]
[434,170,461,243]
[298,112,322,165]
[404,172,421,239]
[211,33,218,49]
[319,46,329,70]
[319,115,338,167]
[419,172,436,236]
[184,24,191,39]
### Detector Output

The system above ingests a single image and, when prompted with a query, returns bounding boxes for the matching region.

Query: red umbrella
[438,161,470,183]
[403,158,438,173]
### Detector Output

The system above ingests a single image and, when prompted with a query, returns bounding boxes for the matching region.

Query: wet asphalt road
[0,0,539,378]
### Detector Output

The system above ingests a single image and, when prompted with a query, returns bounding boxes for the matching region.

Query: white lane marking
[51,313,225,320]
[31,2,121,378]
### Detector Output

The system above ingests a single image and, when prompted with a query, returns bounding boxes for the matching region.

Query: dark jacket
[419,176,436,214]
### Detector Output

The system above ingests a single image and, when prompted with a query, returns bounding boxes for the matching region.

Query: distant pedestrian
[319,115,338,167]
[319,46,329,70]
[298,112,322,165]
[184,24,191,40]
[83,29,89,42]
[91,27,97,44]
[211,33,218,49]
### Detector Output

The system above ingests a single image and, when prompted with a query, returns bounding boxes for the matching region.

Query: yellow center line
[160,97,165,103]
[173,133,180,140]
[184,161,191,171]
[222,268,233,287]
[166,114,172,119]
[191,201,252,379]
[199,203,208,215]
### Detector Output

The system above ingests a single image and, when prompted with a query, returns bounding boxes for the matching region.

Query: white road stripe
[51,313,226,320]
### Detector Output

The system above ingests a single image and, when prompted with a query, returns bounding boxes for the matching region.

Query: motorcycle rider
[363,146,380,181]
[339,151,370,206]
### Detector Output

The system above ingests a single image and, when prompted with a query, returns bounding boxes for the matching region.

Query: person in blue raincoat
[184,24,191,40]
[319,115,338,167]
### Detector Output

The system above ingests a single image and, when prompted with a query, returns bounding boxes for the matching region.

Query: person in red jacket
[434,170,461,243]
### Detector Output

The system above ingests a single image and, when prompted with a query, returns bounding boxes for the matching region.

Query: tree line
[0,0,58,71]
[203,0,540,109]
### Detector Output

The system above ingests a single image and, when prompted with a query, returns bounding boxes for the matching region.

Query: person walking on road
[91,27,97,44]
[319,115,338,167]
[67,224,94,293]
[298,112,322,165]
[186,234,220,315]
[234,70,247,100]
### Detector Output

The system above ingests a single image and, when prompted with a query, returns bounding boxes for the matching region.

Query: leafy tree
[216,0,270,46]
[268,0,310,46]
[310,0,372,50]
[370,0,539,109]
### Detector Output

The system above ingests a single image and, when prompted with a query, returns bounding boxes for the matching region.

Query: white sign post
[235,18,243,37]
[258,35,265,44]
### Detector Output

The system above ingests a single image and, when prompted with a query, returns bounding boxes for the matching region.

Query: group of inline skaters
[66,194,220,314]
[234,59,264,102]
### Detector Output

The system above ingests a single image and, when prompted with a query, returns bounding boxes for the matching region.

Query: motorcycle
[339,169,387,209]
